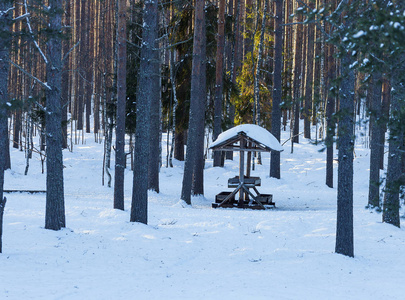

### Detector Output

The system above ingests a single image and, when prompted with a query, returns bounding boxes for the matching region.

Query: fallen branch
[3,190,46,193]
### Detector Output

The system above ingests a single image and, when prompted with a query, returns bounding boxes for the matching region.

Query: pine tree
[45,0,66,230]
[114,0,128,210]
[213,0,226,167]
[0,1,13,244]
[131,0,159,224]
[181,0,206,204]
[270,0,283,179]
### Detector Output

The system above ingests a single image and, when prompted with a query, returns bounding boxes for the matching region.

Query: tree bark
[213,0,226,167]
[292,12,303,144]
[114,0,128,210]
[368,72,383,208]
[253,0,268,127]
[335,50,355,257]
[270,0,283,179]
[304,20,315,139]
[181,0,206,204]
[325,44,335,188]
[45,0,66,230]
[131,0,158,224]
[382,79,403,228]
[61,0,71,149]
[0,1,12,218]
[148,39,161,192]
[174,130,185,161]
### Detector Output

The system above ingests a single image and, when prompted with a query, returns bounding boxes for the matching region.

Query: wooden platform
[213,191,275,209]
[228,176,261,188]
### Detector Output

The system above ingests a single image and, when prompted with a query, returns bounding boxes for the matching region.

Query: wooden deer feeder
[209,124,283,209]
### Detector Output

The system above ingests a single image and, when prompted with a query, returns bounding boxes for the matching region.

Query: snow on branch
[23,0,49,65]
[8,59,51,91]
[62,40,81,63]
[0,7,14,17]
[13,12,30,22]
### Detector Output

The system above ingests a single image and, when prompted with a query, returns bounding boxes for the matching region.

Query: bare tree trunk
[148,41,161,192]
[168,49,178,167]
[45,0,66,230]
[270,0,283,179]
[368,72,383,208]
[131,0,158,224]
[0,1,12,226]
[325,44,335,188]
[114,0,127,210]
[181,0,206,203]
[292,11,303,144]
[61,0,71,149]
[174,130,185,161]
[213,0,226,167]
[253,0,268,127]
[304,20,315,139]
[380,79,390,170]
[383,77,403,228]
[335,50,355,257]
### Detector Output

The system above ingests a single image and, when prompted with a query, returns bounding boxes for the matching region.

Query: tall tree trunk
[213,0,226,167]
[253,0,268,127]
[292,11,303,144]
[45,0,66,230]
[174,130,185,161]
[61,0,71,149]
[168,48,178,167]
[380,78,390,170]
[325,44,335,188]
[368,72,383,208]
[335,50,355,257]
[244,0,253,56]
[84,0,92,134]
[131,0,158,224]
[382,77,403,228]
[114,0,128,210]
[304,20,315,139]
[270,0,283,179]
[148,25,161,192]
[181,0,206,203]
[0,0,12,219]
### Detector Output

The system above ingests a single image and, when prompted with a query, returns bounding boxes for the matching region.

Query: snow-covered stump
[0,197,6,253]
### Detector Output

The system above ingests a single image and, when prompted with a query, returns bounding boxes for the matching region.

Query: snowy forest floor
[1,127,405,299]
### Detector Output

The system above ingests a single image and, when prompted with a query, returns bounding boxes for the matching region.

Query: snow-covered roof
[209,124,283,152]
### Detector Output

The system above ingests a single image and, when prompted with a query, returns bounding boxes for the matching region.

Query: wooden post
[239,138,245,206]
[0,197,6,253]
[246,144,252,178]
[246,143,252,201]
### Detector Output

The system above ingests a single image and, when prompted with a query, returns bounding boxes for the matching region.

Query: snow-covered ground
[1,127,404,299]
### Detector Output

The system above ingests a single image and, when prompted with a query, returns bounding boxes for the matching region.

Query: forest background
[0,0,405,258]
